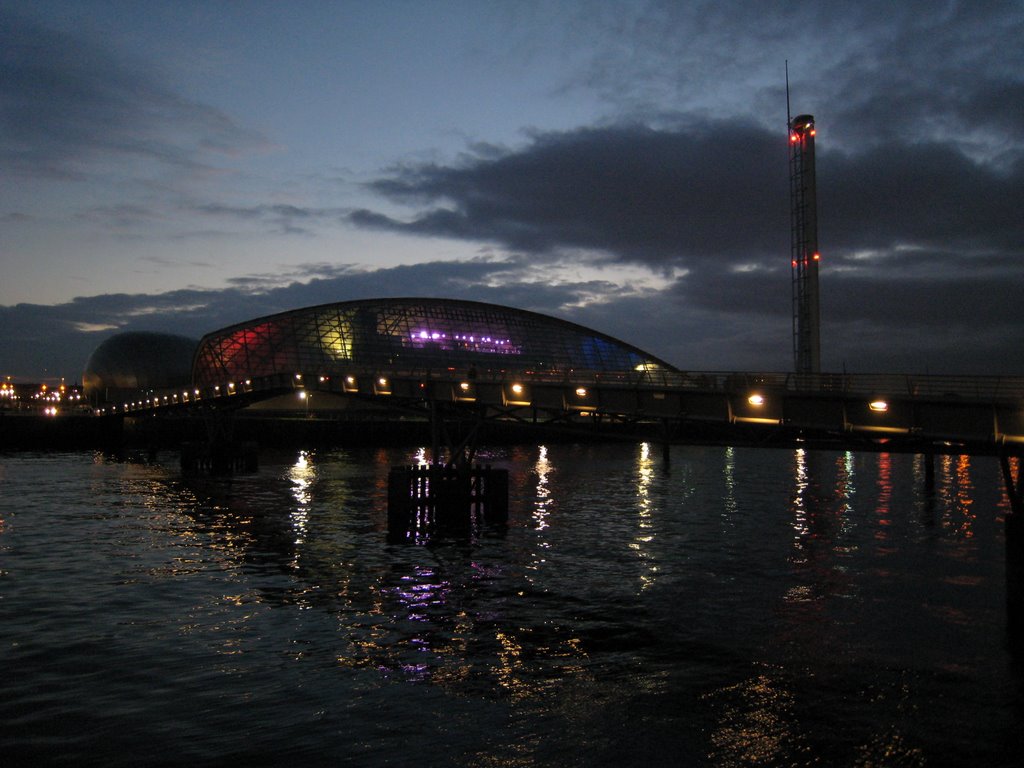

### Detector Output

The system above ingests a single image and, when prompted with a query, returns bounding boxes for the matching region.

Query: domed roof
[193,297,676,387]
[83,331,197,402]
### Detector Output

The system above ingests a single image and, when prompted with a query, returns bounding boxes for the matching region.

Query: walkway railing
[99,368,1024,416]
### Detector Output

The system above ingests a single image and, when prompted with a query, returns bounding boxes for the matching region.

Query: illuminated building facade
[192,298,676,388]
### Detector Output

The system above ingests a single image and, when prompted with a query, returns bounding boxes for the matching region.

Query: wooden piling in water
[180,440,259,475]
[387,464,509,540]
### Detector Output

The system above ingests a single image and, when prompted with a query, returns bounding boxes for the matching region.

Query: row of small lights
[296,373,360,386]
[413,330,512,345]
[114,375,896,415]
[106,376,894,417]
[294,374,591,403]
[115,373,594,407]
[104,379,256,413]
[33,389,82,404]
[748,393,889,412]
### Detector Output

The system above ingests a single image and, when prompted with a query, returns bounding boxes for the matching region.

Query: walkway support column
[1000,453,1024,646]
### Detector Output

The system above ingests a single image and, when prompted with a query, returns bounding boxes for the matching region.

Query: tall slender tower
[789,112,821,374]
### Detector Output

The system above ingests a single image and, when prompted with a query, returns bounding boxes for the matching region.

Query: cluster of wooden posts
[387,464,509,540]
[179,440,259,475]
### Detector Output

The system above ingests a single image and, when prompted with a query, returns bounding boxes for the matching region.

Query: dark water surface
[1,444,1022,766]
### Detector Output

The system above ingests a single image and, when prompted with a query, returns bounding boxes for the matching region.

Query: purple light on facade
[409,329,520,355]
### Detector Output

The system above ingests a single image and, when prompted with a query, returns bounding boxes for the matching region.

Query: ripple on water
[0,446,1020,766]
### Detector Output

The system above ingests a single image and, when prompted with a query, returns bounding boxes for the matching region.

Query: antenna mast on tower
[787,62,821,374]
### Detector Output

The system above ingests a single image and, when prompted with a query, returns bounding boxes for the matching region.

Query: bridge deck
[98,368,1024,455]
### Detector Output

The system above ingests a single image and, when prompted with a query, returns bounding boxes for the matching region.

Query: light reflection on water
[288,450,314,548]
[632,442,658,591]
[533,444,552,531]
[0,445,1021,766]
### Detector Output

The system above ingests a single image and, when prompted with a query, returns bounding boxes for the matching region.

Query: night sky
[3,1,1023,382]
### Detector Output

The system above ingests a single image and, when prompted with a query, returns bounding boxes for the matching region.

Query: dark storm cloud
[354,122,789,266]
[352,118,1024,271]
[823,141,1024,255]
[675,267,788,318]
[672,263,1024,373]
[0,10,265,179]
[823,272,1024,331]
[347,111,1024,373]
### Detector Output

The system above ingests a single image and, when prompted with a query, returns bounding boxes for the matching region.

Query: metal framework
[192,297,677,388]
[789,113,821,374]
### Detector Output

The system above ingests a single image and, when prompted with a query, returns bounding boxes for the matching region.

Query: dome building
[192,298,676,388]
[83,332,197,405]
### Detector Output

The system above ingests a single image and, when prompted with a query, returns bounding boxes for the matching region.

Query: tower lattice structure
[789,113,821,374]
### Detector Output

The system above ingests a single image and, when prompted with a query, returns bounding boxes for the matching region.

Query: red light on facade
[792,260,797,268]
[813,252,820,260]
[790,134,799,143]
